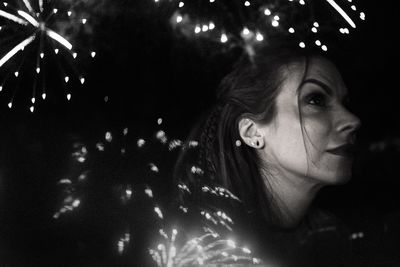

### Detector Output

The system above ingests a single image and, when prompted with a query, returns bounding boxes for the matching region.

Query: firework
[51,119,266,265]
[53,142,88,219]
[149,227,263,266]
[0,0,95,111]
[154,0,366,57]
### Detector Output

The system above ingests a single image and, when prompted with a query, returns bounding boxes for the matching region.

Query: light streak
[17,10,39,27]
[22,0,34,13]
[46,29,73,50]
[0,10,28,25]
[0,35,35,67]
[326,0,356,28]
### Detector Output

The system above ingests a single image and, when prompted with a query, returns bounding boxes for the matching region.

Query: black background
[0,0,399,266]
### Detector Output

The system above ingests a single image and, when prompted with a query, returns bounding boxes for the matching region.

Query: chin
[327,170,352,185]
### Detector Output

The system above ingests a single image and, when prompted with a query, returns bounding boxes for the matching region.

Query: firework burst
[51,118,267,265]
[0,0,95,112]
[149,227,263,266]
[155,0,366,57]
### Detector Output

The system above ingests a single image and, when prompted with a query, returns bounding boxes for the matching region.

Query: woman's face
[258,57,361,186]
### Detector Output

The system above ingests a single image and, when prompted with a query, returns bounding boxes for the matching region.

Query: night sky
[0,0,399,266]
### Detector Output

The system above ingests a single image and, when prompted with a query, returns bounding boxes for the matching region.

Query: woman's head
[175,45,361,225]
[239,55,361,186]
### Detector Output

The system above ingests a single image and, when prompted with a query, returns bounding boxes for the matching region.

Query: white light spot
[105,131,112,142]
[80,77,85,84]
[271,20,279,27]
[149,163,159,173]
[72,199,80,207]
[315,40,321,46]
[145,187,153,198]
[264,8,271,15]
[227,239,236,248]
[53,8,58,13]
[42,93,46,99]
[360,12,365,20]
[313,22,319,27]
[30,106,34,112]
[299,42,306,48]
[54,49,59,54]
[209,22,215,30]
[321,45,328,51]
[137,139,145,147]
[176,15,182,23]
[202,25,208,32]
[179,1,184,7]
[40,52,44,58]
[36,67,40,74]
[154,206,163,219]
[311,27,317,33]
[73,52,77,58]
[31,97,35,104]
[299,0,305,5]
[126,188,132,198]
[242,247,251,254]
[242,27,250,35]
[67,11,72,16]
[256,32,263,41]
[14,71,19,77]
[288,27,295,33]
[194,25,201,34]
[82,18,87,24]
[91,51,96,58]
[244,1,250,6]
[64,76,69,83]
[96,143,104,151]
[67,93,71,100]
[8,102,12,108]
[351,5,356,11]
[220,33,228,43]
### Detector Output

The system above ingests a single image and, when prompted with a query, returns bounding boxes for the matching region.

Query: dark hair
[174,44,324,226]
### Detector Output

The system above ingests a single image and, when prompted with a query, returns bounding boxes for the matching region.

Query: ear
[238,117,264,149]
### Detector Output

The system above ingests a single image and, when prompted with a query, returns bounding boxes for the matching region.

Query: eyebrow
[300,78,333,97]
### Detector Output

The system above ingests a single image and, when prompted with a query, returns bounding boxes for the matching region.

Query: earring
[235,140,242,147]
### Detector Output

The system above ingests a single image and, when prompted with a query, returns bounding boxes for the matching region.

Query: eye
[305,92,327,107]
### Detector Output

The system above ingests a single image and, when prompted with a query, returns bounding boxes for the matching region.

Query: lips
[326,144,356,157]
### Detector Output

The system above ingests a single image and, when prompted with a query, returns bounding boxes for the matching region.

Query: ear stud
[235,140,242,147]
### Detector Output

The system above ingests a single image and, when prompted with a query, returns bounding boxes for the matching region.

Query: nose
[336,109,362,142]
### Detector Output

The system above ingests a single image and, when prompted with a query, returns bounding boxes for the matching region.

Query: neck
[261,168,323,228]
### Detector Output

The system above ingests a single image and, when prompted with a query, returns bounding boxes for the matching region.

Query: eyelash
[305,92,328,107]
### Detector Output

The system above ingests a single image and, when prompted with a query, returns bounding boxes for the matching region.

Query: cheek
[302,115,332,155]
[268,118,310,172]
[268,114,334,177]
[303,115,353,183]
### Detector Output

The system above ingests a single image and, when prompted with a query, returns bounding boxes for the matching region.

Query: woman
[173,43,361,266]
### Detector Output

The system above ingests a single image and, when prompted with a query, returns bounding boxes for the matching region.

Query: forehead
[302,57,348,97]
[276,57,348,103]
